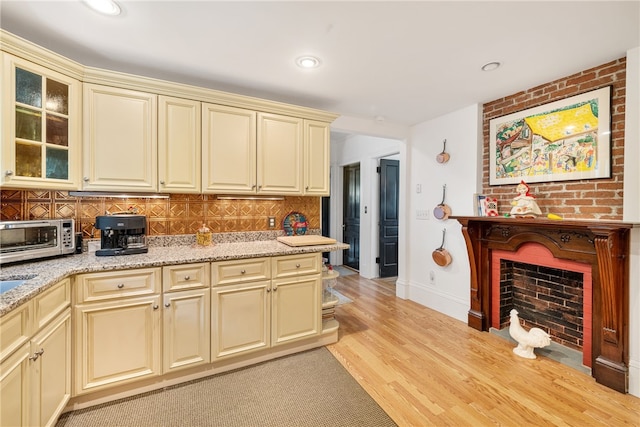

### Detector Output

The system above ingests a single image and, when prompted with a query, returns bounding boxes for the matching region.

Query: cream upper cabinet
[82,84,158,192]
[158,95,201,193]
[303,119,331,196]
[202,103,257,194]
[1,52,81,190]
[257,113,303,195]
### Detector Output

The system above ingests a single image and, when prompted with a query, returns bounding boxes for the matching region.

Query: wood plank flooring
[326,274,640,426]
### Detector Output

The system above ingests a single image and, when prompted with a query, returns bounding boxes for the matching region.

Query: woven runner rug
[56,347,396,427]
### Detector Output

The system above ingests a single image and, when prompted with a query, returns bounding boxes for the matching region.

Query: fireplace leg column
[592,229,629,393]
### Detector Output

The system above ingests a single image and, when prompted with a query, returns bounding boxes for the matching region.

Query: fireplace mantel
[452,216,637,393]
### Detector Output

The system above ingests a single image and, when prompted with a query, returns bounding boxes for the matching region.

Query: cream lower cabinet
[211,253,321,360]
[30,309,71,427]
[271,275,321,346]
[162,263,210,372]
[0,278,71,427]
[74,268,162,395]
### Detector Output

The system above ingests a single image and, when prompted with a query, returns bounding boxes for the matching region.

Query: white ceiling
[1,1,639,128]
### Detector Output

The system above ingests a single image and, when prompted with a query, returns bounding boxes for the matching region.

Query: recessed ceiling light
[481,61,501,72]
[83,0,121,16]
[296,56,321,69]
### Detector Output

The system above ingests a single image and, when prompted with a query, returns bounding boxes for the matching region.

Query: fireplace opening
[498,261,584,351]
[491,243,593,368]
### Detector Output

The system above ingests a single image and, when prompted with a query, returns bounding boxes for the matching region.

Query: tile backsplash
[1,190,321,238]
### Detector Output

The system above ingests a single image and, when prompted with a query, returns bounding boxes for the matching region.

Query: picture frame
[489,86,611,185]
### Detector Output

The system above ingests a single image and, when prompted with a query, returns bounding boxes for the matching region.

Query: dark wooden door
[378,159,399,277]
[343,164,360,270]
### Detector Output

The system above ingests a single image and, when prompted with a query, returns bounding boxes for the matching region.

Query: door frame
[328,152,401,279]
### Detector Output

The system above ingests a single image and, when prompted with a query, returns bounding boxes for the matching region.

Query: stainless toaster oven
[0,219,75,264]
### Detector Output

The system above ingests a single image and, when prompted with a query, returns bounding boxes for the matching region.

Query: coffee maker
[94,214,148,256]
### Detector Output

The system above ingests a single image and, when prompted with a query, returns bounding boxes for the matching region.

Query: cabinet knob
[4,170,13,177]
[240,269,246,274]
[153,305,159,310]
[83,176,89,182]
[267,287,271,292]
[165,302,171,308]
[29,348,45,361]
[184,275,190,281]
[117,283,125,289]
[273,286,277,292]
[296,263,301,268]
[160,180,165,185]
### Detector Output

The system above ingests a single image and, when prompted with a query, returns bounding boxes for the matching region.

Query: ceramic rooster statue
[509,309,551,359]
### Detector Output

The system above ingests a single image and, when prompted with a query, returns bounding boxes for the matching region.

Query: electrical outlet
[268,216,276,228]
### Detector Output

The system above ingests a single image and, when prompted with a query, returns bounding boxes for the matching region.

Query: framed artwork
[489,86,611,185]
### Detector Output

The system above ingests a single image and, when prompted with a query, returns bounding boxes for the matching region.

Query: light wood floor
[326,273,640,426]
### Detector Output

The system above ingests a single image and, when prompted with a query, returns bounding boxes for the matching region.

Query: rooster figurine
[509,309,551,359]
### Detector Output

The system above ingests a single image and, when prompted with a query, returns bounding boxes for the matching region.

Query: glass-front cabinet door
[1,53,81,190]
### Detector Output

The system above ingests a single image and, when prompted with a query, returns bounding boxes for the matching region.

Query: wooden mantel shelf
[451,216,638,393]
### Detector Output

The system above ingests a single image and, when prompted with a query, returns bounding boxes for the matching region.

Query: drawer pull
[117,283,125,289]
[184,275,190,281]
[240,270,246,274]
[296,264,300,268]
[29,348,44,361]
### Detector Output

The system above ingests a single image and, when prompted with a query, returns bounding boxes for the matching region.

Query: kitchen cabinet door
[257,113,303,195]
[163,288,210,372]
[202,103,256,194]
[29,309,71,427]
[82,84,157,192]
[271,274,321,346]
[211,280,271,359]
[158,96,201,193]
[0,343,30,427]
[1,52,81,190]
[74,295,161,395]
[303,119,331,196]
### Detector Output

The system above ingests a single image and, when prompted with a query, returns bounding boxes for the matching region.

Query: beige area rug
[56,347,396,427]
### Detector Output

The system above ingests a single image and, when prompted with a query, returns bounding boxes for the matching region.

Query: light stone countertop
[0,239,348,317]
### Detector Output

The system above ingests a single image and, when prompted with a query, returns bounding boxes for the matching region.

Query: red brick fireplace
[491,243,592,367]
[454,216,633,393]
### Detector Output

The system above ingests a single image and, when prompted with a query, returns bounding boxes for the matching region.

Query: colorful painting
[489,86,611,185]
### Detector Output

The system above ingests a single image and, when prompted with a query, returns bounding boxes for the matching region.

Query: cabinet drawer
[76,268,161,303]
[212,258,270,286]
[0,301,32,362]
[272,253,321,278]
[163,263,210,292]
[34,277,71,331]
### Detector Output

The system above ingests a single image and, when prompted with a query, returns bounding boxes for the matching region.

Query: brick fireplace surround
[454,216,634,394]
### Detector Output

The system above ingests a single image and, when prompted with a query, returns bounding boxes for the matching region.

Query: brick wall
[482,58,627,219]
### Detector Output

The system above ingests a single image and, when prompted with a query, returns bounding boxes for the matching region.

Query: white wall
[329,132,405,280]
[405,104,482,321]
[623,46,640,397]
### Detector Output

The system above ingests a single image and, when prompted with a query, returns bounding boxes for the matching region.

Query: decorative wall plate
[283,211,308,236]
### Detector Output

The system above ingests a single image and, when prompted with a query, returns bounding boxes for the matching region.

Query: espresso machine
[94,214,148,256]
